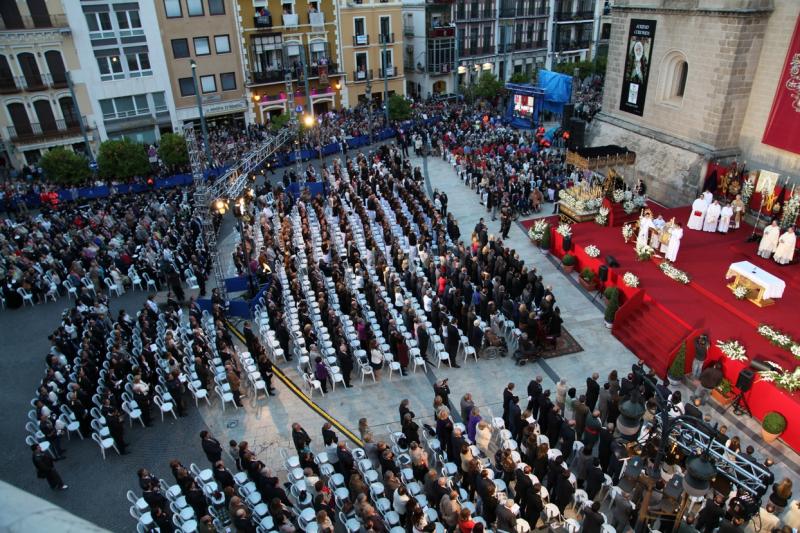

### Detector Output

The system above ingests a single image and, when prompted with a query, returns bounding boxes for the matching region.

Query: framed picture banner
[619,19,657,116]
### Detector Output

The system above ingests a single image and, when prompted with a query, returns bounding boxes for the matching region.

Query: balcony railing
[249,69,287,85]
[10,72,67,92]
[282,13,298,27]
[499,6,516,17]
[352,69,373,82]
[404,24,414,36]
[353,34,370,46]
[0,14,69,31]
[455,7,495,20]
[555,10,595,21]
[379,65,397,77]
[0,77,19,94]
[426,0,454,3]
[461,45,493,57]
[554,39,592,52]
[7,117,86,143]
[379,32,394,44]
[513,40,548,51]
[253,14,273,28]
[308,63,339,77]
[427,63,451,74]
[428,26,454,38]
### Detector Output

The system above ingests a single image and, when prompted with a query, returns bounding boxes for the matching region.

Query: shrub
[715,378,732,396]
[762,412,786,434]
[668,342,687,379]
[269,113,291,133]
[581,268,595,281]
[387,94,412,121]
[604,287,619,300]
[157,133,188,169]
[97,139,150,181]
[562,253,577,266]
[540,226,551,250]
[604,287,619,324]
[40,148,90,185]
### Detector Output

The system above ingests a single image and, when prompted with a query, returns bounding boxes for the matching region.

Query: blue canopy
[537,69,572,113]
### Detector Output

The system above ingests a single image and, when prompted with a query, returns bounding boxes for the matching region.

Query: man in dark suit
[573,395,589,438]
[598,423,614,472]
[31,444,67,490]
[508,396,523,441]
[524,484,544,527]
[201,430,223,463]
[559,419,576,461]
[322,423,338,446]
[546,406,563,446]
[527,376,543,415]
[495,499,517,532]
[101,398,128,454]
[502,383,515,427]
[685,398,704,420]
[581,501,605,533]
[585,373,600,411]
[291,423,311,453]
[695,494,726,533]
[514,465,534,510]
[585,458,604,500]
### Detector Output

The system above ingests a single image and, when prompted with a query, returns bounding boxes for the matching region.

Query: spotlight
[303,114,314,127]
[683,455,715,497]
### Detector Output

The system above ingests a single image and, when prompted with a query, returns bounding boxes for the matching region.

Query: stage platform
[522,205,800,451]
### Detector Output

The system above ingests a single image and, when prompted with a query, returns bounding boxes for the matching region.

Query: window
[179,77,196,96]
[355,51,368,79]
[98,94,150,120]
[200,74,216,93]
[252,35,284,73]
[220,72,236,91]
[660,51,689,104]
[187,0,204,16]
[97,54,124,81]
[354,17,365,36]
[172,39,190,59]
[309,41,328,64]
[116,9,142,36]
[126,51,152,77]
[208,0,225,15]
[152,91,167,112]
[675,61,688,97]
[380,16,391,39]
[381,49,393,71]
[164,0,181,17]
[194,37,211,56]
[214,35,231,54]
[85,11,113,38]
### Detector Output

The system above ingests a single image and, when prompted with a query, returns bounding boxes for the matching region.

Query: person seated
[514,333,539,364]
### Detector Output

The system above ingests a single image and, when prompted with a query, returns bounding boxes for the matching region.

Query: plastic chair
[215,385,238,411]
[17,288,34,307]
[187,381,211,406]
[92,432,120,459]
[105,277,124,297]
[154,395,177,421]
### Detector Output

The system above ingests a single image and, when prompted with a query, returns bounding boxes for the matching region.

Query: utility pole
[366,76,373,146]
[190,59,213,166]
[65,72,92,162]
[285,70,302,181]
[382,32,389,123]
[453,28,460,96]
[299,44,313,119]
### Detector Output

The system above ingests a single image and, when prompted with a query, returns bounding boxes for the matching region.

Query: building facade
[336,0,405,109]
[589,0,799,207]
[154,0,249,130]
[0,0,95,168]
[64,0,177,146]
[238,0,343,125]
[402,0,455,100]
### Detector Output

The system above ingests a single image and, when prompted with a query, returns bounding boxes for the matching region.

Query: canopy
[537,69,573,113]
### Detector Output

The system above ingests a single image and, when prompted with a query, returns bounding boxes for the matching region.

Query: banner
[619,19,657,116]
[762,15,800,155]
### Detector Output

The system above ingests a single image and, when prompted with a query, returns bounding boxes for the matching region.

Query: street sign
[295,105,303,114]
[89,160,98,171]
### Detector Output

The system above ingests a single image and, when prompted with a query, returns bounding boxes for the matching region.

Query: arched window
[660,51,689,104]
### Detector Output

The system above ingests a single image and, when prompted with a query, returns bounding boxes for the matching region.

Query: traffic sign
[295,105,303,114]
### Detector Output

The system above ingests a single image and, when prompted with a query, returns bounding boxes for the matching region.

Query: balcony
[10,72,67,92]
[308,62,339,77]
[378,33,394,44]
[499,6,516,18]
[426,0,454,3]
[455,7,495,21]
[253,14,273,28]
[428,25,454,38]
[352,69,373,82]
[0,77,19,94]
[514,40,548,51]
[426,63,451,75]
[554,39,592,52]
[555,10,595,21]
[282,13,299,28]
[249,69,288,85]
[7,117,86,143]
[353,34,370,46]
[0,14,69,31]
[404,24,414,36]
[461,45,493,57]
[309,12,325,27]
[379,66,397,78]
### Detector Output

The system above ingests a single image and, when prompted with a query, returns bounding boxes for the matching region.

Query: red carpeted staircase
[612,300,692,376]
[607,201,639,227]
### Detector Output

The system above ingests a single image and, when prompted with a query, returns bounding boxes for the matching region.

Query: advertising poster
[619,19,657,116]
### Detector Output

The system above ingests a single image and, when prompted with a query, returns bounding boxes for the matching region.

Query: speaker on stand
[728,368,754,417]
[591,265,609,303]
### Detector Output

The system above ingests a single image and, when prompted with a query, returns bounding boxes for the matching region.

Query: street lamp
[365,76,373,146]
[190,59,213,166]
[303,114,315,128]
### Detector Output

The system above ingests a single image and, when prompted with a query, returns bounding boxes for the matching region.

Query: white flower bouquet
[759,364,800,393]
[623,200,636,214]
[659,262,690,284]
[556,222,572,238]
[635,242,654,261]
[595,206,609,226]
[623,272,640,288]
[731,285,749,300]
[622,223,635,243]
[741,175,755,205]
[716,339,748,362]
[613,189,625,203]
[528,219,549,242]
[585,245,600,258]
[757,324,795,350]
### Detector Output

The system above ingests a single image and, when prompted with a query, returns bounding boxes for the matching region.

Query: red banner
[762,15,800,154]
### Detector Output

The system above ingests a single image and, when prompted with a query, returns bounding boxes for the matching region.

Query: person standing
[758,220,781,259]
[687,194,707,231]
[102,398,129,454]
[731,194,745,229]
[666,222,684,262]
[32,444,67,490]
[718,203,733,233]
[774,227,796,265]
[201,431,223,464]
[692,334,709,378]
[585,373,599,412]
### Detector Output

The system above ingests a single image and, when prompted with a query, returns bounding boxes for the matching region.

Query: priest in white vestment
[687,196,707,230]
[650,215,666,249]
[702,190,713,206]
[666,223,684,262]
[774,228,796,265]
[637,213,653,247]
[703,201,721,232]
[758,220,781,258]
[718,204,733,233]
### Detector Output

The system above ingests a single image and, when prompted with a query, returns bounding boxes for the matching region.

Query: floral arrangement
[633,195,647,208]
[528,219,549,241]
[559,187,604,214]
[659,262,690,284]
[758,363,800,393]
[635,242,654,261]
[595,206,609,226]
[613,189,625,203]
[556,222,572,238]
[623,272,640,288]
[741,175,755,206]
[757,324,795,350]
[781,192,800,228]
[624,190,633,201]
[716,339,748,362]
[731,284,749,300]
[585,245,601,258]
[623,200,637,214]
[586,198,602,210]
[622,223,635,243]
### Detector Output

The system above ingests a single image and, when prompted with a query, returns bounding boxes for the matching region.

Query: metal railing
[514,40,547,51]
[253,14,272,28]
[455,7,495,20]
[555,10,595,21]
[352,69,373,82]
[379,32,394,44]
[7,116,86,142]
[404,24,414,36]
[554,39,592,51]
[9,72,66,91]
[353,34,370,46]
[309,63,339,77]
[462,45,494,57]
[249,69,286,84]
[428,26,454,38]
[380,65,397,77]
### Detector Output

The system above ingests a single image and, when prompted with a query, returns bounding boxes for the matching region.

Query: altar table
[725,260,785,306]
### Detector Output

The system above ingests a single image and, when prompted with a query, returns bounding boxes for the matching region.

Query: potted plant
[562,253,577,273]
[668,342,687,385]
[761,412,786,443]
[604,287,619,328]
[579,268,596,290]
[540,225,551,254]
[711,378,735,406]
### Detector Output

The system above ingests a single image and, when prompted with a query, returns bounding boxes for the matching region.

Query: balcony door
[17,53,42,88]
[27,0,51,28]
[45,51,67,86]
[0,2,24,29]
[59,96,78,128]
[7,103,32,136]
[33,100,57,132]
[0,55,14,91]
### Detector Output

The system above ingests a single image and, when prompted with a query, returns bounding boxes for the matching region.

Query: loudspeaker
[598,265,609,282]
[568,117,586,149]
[563,235,572,252]
[606,255,620,268]
[750,359,774,373]
[736,368,754,392]
[562,104,574,129]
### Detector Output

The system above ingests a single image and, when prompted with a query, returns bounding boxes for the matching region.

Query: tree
[552,59,606,80]
[157,133,188,169]
[473,72,505,100]
[269,113,291,133]
[387,94,412,121]
[97,139,150,181]
[40,148,90,185]
[509,72,531,84]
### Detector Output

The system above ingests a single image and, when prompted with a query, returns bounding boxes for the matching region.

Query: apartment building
[0,0,95,168]
[238,0,342,124]
[402,0,455,99]
[63,0,177,145]
[155,0,249,130]
[336,0,405,109]
[551,0,597,62]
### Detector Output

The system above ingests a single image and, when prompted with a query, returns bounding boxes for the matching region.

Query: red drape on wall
[762,15,800,155]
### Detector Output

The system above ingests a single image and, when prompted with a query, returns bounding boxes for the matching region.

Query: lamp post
[190,59,213,165]
[381,33,389,124]
[365,75,373,146]
[65,72,93,162]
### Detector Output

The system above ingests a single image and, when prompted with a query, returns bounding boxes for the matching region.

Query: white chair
[154,395,177,421]
[58,413,83,440]
[92,432,120,459]
[359,363,376,383]
[187,381,211,406]
[184,268,200,290]
[303,373,325,397]
[127,489,149,514]
[122,401,145,427]
[142,272,158,292]
[215,385,238,411]
[436,347,451,368]
[17,288,34,307]
[62,280,78,299]
[105,277,124,297]
[387,360,402,380]
[463,346,478,364]
[129,268,144,291]
[25,435,53,456]
[81,277,97,297]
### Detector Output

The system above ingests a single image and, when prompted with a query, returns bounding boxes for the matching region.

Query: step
[622,316,684,349]
[626,309,688,341]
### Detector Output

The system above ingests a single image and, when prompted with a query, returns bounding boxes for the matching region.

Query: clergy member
[650,215,666,249]
[758,220,781,259]
[666,222,684,262]
[774,227,796,265]
[687,195,707,231]
[702,189,713,206]
[637,212,653,247]
[718,203,733,233]
[703,200,721,232]
[731,194,745,229]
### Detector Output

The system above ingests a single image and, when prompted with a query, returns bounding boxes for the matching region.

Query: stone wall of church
[601,1,771,153]
[737,0,800,177]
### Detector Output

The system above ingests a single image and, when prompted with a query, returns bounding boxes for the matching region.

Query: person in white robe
[702,190,713,206]
[666,223,684,262]
[758,220,781,258]
[659,223,673,254]
[717,204,733,233]
[703,201,721,232]
[637,213,653,247]
[687,196,706,230]
[650,215,666,249]
[773,228,796,265]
